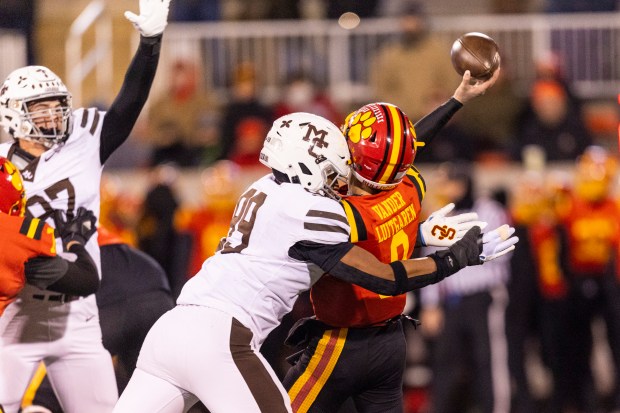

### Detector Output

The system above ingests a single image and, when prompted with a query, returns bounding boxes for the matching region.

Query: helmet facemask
[319,161,350,200]
[17,96,73,148]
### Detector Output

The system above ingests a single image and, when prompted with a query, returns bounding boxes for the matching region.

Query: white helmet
[260,112,351,200]
[0,65,73,148]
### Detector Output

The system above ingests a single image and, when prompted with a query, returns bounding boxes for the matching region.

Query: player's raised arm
[99,0,171,164]
[413,68,500,152]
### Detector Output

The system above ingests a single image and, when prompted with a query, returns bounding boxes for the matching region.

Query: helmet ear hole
[298,163,312,175]
[369,131,377,143]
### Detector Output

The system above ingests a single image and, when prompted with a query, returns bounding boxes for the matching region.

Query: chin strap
[8,142,36,170]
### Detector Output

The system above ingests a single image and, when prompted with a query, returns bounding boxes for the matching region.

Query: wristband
[389,261,409,295]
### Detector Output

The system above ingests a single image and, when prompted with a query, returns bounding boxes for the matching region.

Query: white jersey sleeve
[177,174,350,347]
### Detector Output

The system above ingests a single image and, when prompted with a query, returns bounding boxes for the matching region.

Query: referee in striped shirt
[420,162,512,413]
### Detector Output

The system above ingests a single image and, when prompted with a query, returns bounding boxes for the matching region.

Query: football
[450,32,500,80]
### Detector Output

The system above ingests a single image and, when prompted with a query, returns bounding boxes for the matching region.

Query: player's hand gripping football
[452,67,501,104]
[480,224,519,262]
[418,203,487,247]
[125,0,171,37]
[54,207,97,248]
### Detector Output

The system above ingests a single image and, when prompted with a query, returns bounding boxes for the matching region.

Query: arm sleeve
[414,98,463,153]
[100,35,162,164]
[24,243,99,296]
[289,241,443,296]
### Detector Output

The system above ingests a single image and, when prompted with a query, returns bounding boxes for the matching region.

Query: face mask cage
[320,163,350,201]
[21,96,72,147]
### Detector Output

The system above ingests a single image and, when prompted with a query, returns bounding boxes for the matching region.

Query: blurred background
[4,0,620,412]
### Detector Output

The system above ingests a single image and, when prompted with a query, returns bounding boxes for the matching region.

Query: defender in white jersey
[113,112,517,413]
[0,1,170,412]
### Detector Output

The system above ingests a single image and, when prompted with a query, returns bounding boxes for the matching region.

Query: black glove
[427,226,482,281]
[54,207,97,246]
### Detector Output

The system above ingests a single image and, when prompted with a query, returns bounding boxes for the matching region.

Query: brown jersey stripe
[80,109,89,128]
[229,318,290,413]
[306,209,349,225]
[89,109,101,135]
[288,328,348,412]
[304,223,348,235]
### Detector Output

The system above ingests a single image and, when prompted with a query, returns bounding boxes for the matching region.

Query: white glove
[419,203,488,247]
[125,0,171,37]
[480,224,519,262]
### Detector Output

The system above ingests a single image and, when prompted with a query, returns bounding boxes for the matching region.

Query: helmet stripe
[378,105,404,184]
[370,105,391,183]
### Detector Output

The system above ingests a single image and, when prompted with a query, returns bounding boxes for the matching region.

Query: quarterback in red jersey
[283,71,516,412]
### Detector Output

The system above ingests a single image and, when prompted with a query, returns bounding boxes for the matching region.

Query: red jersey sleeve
[0,215,57,315]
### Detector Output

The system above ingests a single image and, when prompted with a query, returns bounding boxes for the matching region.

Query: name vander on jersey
[371,190,418,242]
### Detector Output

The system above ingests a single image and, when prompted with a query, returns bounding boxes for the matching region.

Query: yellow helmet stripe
[378,105,404,184]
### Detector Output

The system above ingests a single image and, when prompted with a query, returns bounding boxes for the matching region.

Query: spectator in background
[506,171,572,413]
[369,1,457,122]
[176,160,241,277]
[135,165,191,299]
[273,72,341,125]
[534,51,581,107]
[420,162,512,413]
[513,79,592,162]
[147,59,222,167]
[219,62,274,167]
[556,146,620,412]
[454,60,526,162]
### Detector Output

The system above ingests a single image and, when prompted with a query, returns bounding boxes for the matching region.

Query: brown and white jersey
[177,174,350,348]
[0,108,105,273]
[0,107,105,318]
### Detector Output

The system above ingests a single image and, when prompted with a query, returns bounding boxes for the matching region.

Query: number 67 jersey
[177,174,351,348]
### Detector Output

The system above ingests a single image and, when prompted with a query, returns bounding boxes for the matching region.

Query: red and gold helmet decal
[0,156,26,216]
[343,102,416,189]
